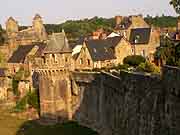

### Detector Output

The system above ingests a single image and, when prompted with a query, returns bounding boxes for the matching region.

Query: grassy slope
[0,108,98,135]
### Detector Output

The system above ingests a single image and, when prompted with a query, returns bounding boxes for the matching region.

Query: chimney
[177,17,180,32]
[176,33,180,40]
[100,33,107,40]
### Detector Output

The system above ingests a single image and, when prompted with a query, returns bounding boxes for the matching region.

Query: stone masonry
[36,65,180,135]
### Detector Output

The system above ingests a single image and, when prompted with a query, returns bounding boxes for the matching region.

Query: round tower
[32,14,47,40]
[6,17,18,35]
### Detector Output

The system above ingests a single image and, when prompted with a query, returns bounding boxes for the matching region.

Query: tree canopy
[170,0,180,14]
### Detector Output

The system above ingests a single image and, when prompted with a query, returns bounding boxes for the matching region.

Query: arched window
[80,58,83,65]
[52,54,57,63]
[87,59,90,65]
[42,56,46,64]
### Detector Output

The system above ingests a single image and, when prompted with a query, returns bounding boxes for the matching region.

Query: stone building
[75,36,132,70]
[129,27,160,60]
[0,68,10,101]
[35,31,73,121]
[6,14,47,50]
[114,15,160,60]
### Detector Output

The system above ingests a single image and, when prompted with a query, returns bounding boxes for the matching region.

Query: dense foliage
[44,15,179,41]
[170,0,180,14]
[12,79,20,96]
[123,55,146,67]
[155,37,180,67]
[14,89,40,112]
[45,17,115,40]
[137,61,160,74]
[144,15,177,28]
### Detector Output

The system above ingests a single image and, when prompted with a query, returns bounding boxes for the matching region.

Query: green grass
[0,108,98,135]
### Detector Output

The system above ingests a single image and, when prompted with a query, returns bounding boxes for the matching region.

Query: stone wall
[38,66,180,135]
[38,70,72,122]
[162,66,180,135]
[71,71,163,135]
[71,66,180,135]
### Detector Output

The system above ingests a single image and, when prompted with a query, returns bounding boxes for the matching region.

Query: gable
[76,43,93,62]
[115,38,132,51]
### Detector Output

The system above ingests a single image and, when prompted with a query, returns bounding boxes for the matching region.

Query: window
[134,35,140,44]
[42,56,46,64]
[87,59,90,65]
[80,58,83,65]
[93,48,97,53]
[104,47,108,52]
[142,50,146,57]
[65,57,68,62]
[52,54,56,63]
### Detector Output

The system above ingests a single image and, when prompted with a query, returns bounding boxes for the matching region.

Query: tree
[123,55,146,67]
[170,0,180,14]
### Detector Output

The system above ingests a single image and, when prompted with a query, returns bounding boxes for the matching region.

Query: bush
[13,89,40,112]
[27,90,40,111]
[137,62,160,74]
[12,79,20,96]
[123,55,146,67]
[14,68,24,81]
[115,64,130,70]
[13,96,27,112]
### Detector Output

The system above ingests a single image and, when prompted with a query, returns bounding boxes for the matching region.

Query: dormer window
[104,47,108,52]
[93,48,97,53]
[135,35,140,44]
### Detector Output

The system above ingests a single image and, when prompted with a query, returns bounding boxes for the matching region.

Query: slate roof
[8,44,46,63]
[43,32,72,53]
[129,28,151,44]
[8,45,35,63]
[85,37,122,61]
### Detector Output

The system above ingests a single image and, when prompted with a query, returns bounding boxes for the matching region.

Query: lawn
[0,108,98,135]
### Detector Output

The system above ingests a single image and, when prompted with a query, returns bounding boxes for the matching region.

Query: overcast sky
[0,0,177,26]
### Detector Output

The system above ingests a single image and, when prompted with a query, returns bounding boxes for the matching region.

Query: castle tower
[37,31,73,122]
[6,17,18,35]
[32,14,47,41]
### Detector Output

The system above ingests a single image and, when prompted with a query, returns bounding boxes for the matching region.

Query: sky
[0,0,177,27]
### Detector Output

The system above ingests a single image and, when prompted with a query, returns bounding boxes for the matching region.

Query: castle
[1,14,176,135]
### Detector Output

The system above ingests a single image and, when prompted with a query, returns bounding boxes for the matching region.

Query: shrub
[14,71,23,81]
[12,79,20,96]
[13,96,27,112]
[115,64,130,70]
[13,89,40,113]
[123,55,146,67]
[27,90,40,111]
[137,62,160,74]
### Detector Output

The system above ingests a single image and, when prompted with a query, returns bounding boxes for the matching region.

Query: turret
[6,17,18,35]
[32,14,47,40]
